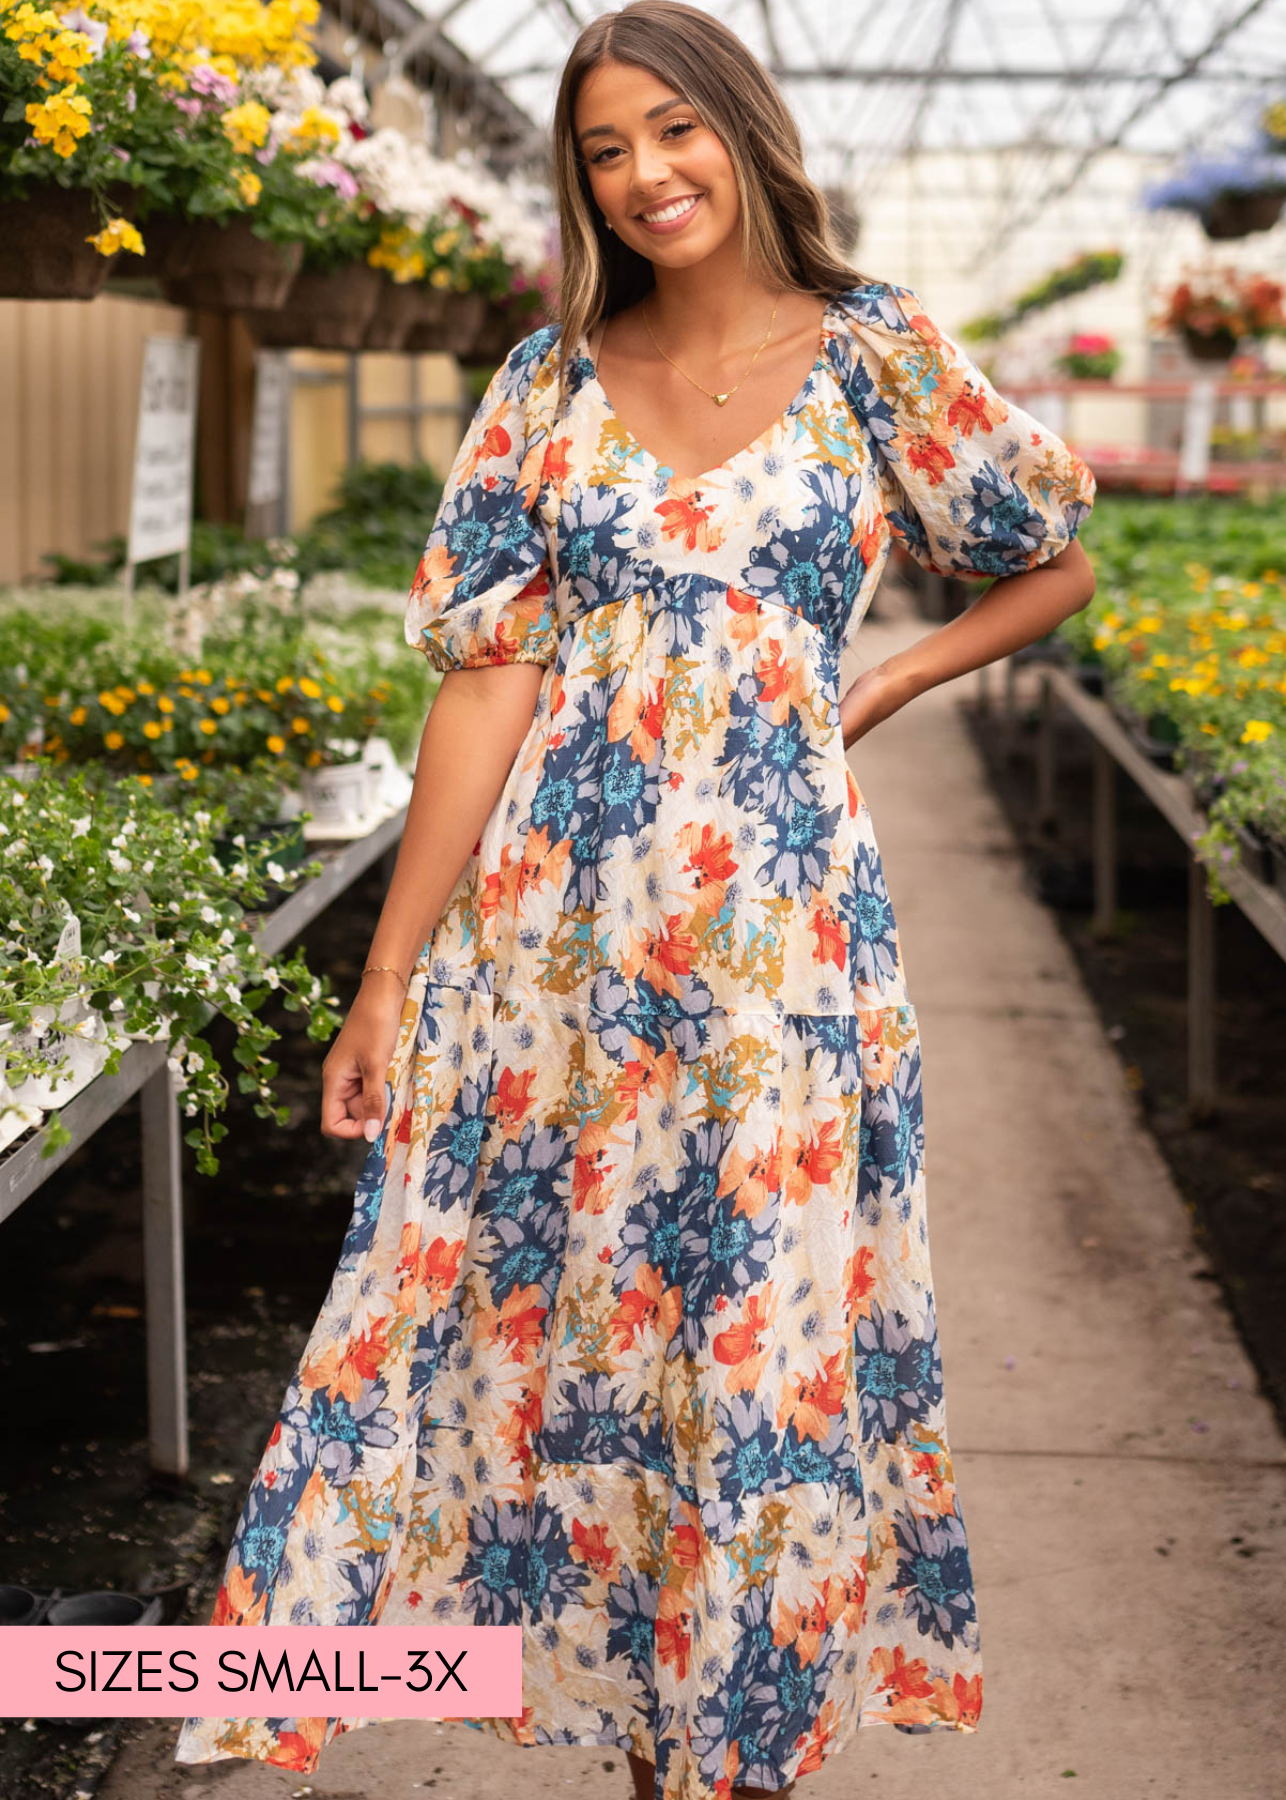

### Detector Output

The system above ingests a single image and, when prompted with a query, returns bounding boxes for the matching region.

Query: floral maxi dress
[174,282,1095,1797]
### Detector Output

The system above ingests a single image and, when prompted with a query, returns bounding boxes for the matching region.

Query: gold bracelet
[362,962,409,986]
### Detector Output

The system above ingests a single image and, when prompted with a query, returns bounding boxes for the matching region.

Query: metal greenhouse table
[1030,665,1286,1120]
[0,806,407,1481]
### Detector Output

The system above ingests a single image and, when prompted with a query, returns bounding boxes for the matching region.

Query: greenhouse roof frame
[355,0,1286,256]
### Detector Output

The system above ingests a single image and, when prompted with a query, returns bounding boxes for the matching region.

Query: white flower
[200,905,220,925]
[265,861,285,882]
[71,817,91,837]
[107,849,132,874]
[35,854,54,877]
[100,950,119,967]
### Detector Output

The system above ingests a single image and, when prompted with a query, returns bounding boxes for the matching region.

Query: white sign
[246,350,289,511]
[127,335,200,566]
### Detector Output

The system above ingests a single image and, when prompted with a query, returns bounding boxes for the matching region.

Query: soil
[0,863,384,1799]
[963,676,1286,1434]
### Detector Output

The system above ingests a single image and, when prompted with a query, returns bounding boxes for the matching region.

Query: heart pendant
[713,392,729,406]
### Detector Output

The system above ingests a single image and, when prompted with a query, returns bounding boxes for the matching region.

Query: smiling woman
[172,5,1095,1800]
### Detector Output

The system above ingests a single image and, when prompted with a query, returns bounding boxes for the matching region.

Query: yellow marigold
[136,772,153,786]
[86,215,144,257]
[104,729,125,750]
[69,704,87,726]
[210,695,231,715]
[275,676,293,693]
[98,691,125,715]
[290,715,309,734]
[256,687,273,702]
[177,685,197,698]
[221,100,271,155]
[143,720,162,740]
[326,694,344,713]
[195,668,212,684]
[157,694,175,713]
[198,718,218,736]
[1241,719,1274,744]
[1135,616,1161,634]
[0,703,8,723]
[305,748,323,767]
[179,765,198,779]
[266,733,286,754]
[298,676,322,699]
[238,170,262,207]
[1199,721,1219,736]
[137,679,155,695]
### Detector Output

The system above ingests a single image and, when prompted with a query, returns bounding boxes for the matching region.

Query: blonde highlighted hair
[548,0,870,415]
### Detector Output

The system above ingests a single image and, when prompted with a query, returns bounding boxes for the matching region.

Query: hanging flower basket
[160,219,302,312]
[362,275,433,352]
[1200,186,1286,241]
[469,296,525,365]
[441,289,488,360]
[1181,324,1241,363]
[245,261,383,351]
[401,287,454,354]
[102,214,186,303]
[0,187,122,301]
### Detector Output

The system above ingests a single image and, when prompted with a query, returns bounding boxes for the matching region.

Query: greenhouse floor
[2,585,1282,1800]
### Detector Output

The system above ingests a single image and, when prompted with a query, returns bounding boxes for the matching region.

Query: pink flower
[303,157,359,200]
[1070,332,1114,354]
[174,95,201,119]
[189,63,238,106]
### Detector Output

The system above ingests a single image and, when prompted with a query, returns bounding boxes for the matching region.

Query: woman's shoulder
[827,278,927,339]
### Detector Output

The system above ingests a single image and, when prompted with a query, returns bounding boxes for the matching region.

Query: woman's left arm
[840,538,1096,748]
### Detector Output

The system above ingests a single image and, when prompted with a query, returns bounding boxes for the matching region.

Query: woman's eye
[590,120,697,165]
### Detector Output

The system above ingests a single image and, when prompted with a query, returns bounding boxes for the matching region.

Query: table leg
[1036,673,1058,832]
[140,1064,188,1479]
[1187,857,1218,1121]
[1092,739,1118,934]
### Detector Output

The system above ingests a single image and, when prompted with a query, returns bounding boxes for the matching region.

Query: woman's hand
[320,977,407,1143]
[839,663,914,748]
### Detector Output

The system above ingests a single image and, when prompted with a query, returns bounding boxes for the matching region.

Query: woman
[174,3,1096,1796]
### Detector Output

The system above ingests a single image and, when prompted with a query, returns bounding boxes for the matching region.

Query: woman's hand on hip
[320,982,406,1143]
[839,663,913,748]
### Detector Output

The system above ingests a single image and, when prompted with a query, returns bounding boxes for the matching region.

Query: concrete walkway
[115,591,1285,1800]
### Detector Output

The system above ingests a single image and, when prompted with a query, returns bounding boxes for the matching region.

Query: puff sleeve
[836,282,1096,581]
[404,325,562,670]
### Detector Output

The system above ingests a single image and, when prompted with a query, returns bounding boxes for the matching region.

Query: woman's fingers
[320,1053,367,1139]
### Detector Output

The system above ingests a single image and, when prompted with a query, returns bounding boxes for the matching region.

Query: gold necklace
[642,292,780,406]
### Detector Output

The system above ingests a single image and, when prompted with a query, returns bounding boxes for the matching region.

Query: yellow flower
[104,729,125,750]
[69,705,87,726]
[178,685,197,699]
[86,217,144,258]
[210,696,231,715]
[195,669,212,685]
[275,676,294,693]
[326,694,344,713]
[143,720,162,740]
[255,687,273,702]
[1199,722,1219,736]
[137,680,154,695]
[298,675,322,699]
[1135,616,1161,634]
[306,748,323,767]
[99,691,125,716]
[198,718,218,736]
[157,694,174,713]
[266,734,286,754]
[1241,719,1274,743]
[238,170,262,207]
[221,100,271,155]
[136,773,153,786]
[0,703,8,723]
[180,765,198,779]
[291,715,310,734]
[1241,582,1262,599]
[429,265,452,289]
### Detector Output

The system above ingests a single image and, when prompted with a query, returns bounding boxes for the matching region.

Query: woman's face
[573,59,739,268]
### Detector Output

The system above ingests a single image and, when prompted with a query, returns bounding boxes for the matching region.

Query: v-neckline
[578,296,839,489]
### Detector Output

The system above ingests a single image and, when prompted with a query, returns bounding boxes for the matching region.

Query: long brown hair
[548,0,871,417]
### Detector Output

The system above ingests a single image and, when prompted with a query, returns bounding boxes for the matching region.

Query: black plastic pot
[213,816,306,910]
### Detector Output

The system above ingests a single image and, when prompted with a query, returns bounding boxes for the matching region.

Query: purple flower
[303,157,359,199]
[125,28,150,57]
[174,95,201,120]
[109,146,130,163]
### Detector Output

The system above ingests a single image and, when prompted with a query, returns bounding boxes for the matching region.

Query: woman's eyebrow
[578,96,690,143]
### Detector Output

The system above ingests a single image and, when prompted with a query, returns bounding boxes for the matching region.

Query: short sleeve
[833,283,1096,581]
[405,325,563,670]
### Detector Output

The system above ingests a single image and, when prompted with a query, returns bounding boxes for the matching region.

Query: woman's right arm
[319,660,545,1144]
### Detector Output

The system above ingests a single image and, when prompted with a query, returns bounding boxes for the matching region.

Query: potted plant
[0,5,143,298]
[1054,332,1122,382]
[0,763,339,1173]
[1145,147,1286,242]
[1157,268,1286,363]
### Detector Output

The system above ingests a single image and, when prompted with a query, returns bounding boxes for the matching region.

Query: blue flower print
[892,1504,977,1649]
